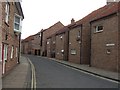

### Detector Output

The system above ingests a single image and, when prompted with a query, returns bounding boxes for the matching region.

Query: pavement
[2,56,31,89]
[1,55,120,89]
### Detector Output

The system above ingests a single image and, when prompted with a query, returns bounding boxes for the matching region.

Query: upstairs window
[5,1,10,23]
[14,14,22,32]
[95,26,103,32]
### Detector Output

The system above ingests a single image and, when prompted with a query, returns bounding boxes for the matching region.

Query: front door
[2,44,8,74]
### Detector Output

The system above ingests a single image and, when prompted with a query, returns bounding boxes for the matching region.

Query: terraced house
[1,1,24,75]
[21,1,120,72]
[21,32,41,55]
[41,21,64,56]
[90,2,120,72]
[46,1,120,72]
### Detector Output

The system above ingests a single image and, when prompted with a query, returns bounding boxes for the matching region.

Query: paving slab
[2,56,31,89]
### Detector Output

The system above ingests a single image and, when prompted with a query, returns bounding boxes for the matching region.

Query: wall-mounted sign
[106,43,115,47]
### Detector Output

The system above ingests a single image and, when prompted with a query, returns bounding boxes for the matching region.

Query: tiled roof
[59,2,119,34]
[22,35,34,42]
[76,2,119,24]
[55,26,69,35]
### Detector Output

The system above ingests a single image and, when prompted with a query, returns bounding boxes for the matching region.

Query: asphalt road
[27,55,119,88]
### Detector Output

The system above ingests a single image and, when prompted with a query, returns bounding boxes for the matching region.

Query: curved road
[27,55,119,88]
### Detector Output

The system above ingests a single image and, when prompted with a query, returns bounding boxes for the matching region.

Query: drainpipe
[80,24,82,64]
[18,33,21,64]
[89,23,92,67]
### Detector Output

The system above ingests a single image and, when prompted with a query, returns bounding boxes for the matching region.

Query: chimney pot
[71,18,75,24]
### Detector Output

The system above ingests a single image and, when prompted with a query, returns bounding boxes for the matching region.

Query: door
[2,44,8,74]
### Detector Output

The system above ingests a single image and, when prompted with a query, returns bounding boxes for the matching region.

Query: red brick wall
[91,14,118,72]
[31,34,41,55]
[41,22,64,56]
[118,2,120,73]
[55,33,65,60]
[68,27,81,64]
[46,38,51,57]
[0,2,2,62]
[2,2,23,74]
[81,23,91,64]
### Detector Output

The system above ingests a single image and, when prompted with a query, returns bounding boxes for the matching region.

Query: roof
[44,2,120,38]
[41,21,64,32]
[76,2,119,24]
[22,35,34,42]
[55,26,69,35]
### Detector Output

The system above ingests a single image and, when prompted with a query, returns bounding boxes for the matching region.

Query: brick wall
[46,38,51,57]
[55,33,65,60]
[118,2,120,73]
[0,2,2,62]
[91,14,118,72]
[41,22,64,56]
[68,26,81,64]
[2,2,23,74]
[31,34,41,55]
[80,23,91,64]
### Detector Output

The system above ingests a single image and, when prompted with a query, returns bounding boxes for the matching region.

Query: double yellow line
[27,57,36,90]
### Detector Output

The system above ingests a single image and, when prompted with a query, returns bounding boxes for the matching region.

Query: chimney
[107,0,115,5]
[71,18,75,24]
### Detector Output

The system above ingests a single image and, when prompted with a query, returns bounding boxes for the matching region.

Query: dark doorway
[38,50,41,56]
[35,50,37,55]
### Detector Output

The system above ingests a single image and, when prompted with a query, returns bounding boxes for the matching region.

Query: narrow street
[27,55,118,88]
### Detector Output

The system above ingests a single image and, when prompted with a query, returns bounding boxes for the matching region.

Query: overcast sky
[21,0,106,39]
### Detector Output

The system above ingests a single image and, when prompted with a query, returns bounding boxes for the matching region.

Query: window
[5,1,10,23]
[95,26,103,32]
[47,41,49,45]
[11,46,14,59]
[71,49,77,55]
[0,44,2,62]
[4,44,8,60]
[14,14,22,32]
[16,47,18,57]
[77,30,81,37]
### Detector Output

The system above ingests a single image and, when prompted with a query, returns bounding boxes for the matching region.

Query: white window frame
[0,44,2,62]
[5,1,10,23]
[95,26,103,33]
[14,14,22,33]
[11,46,14,59]
[4,44,8,61]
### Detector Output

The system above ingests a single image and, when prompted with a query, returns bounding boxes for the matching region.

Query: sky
[21,0,106,39]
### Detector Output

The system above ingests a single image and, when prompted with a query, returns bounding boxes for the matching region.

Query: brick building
[46,34,56,58]
[21,0,120,72]
[55,26,69,61]
[90,2,120,72]
[21,35,34,54]
[0,2,2,63]
[31,32,41,55]
[41,21,64,56]
[1,1,24,74]
[21,32,41,55]
[68,23,83,64]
